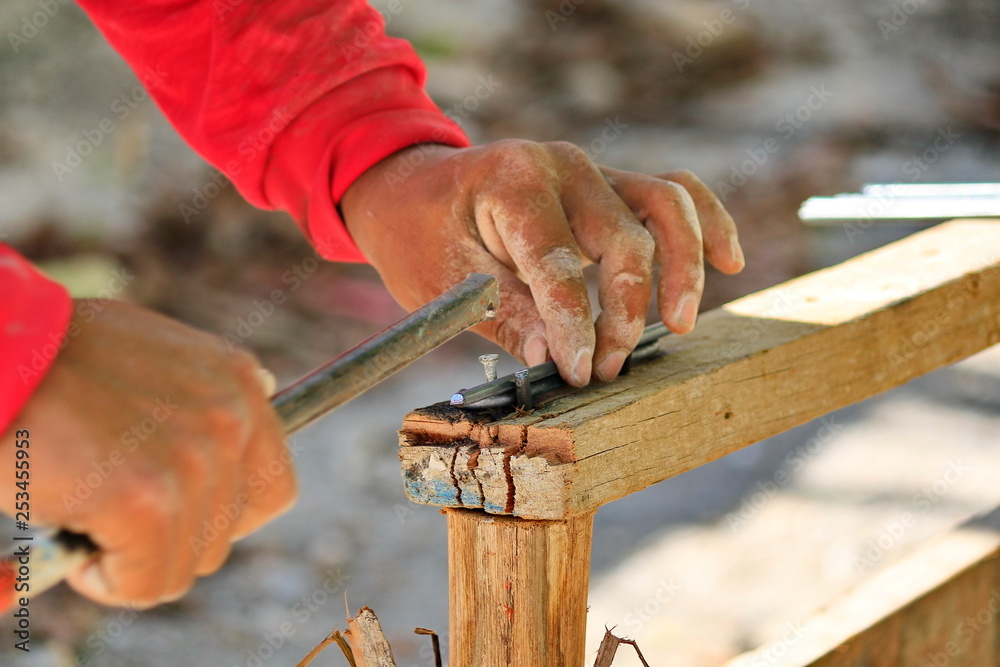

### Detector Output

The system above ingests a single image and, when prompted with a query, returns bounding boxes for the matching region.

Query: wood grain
[447,509,594,667]
[726,506,1000,667]
[400,220,1000,519]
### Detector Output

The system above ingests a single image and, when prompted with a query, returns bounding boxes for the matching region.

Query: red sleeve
[74,0,471,262]
[0,246,73,433]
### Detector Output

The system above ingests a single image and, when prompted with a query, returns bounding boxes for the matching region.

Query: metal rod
[275,273,499,434]
[451,321,670,409]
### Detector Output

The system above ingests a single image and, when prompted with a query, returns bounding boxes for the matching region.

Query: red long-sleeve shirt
[1,0,470,433]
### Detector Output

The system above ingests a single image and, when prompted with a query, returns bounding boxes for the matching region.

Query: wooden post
[447,509,595,667]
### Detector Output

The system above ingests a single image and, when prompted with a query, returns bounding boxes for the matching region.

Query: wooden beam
[725,506,1000,666]
[400,220,1000,520]
[447,509,594,667]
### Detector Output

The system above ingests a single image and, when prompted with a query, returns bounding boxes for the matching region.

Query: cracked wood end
[400,220,1000,520]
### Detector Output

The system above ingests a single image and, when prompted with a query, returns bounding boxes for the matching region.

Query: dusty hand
[1,301,295,607]
[341,140,744,386]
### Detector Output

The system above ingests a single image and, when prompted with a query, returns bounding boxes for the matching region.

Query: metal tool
[799,183,1000,225]
[452,321,670,410]
[0,273,499,609]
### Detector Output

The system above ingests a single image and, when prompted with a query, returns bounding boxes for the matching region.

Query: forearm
[0,245,72,433]
[75,0,469,260]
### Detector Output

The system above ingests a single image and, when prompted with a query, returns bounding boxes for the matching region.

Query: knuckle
[228,348,262,382]
[650,184,701,232]
[491,138,548,169]
[620,224,655,261]
[119,470,176,522]
[545,140,588,162]
[542,245,584,275]
[174,437,214,481]
[196,542,232,576]
[663,168,697,185]
[658,179,694,205]
[204,402,250,445]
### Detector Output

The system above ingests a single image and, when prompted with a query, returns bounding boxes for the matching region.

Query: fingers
[656,169,745,274]
[471,257,550,366]
[67,354,294,606]
[476,144,595,386]
[66,463,188,607]
[602,167,745,336]
[477,145,744,383]
[224,353,297,543]
[548,143,653,382]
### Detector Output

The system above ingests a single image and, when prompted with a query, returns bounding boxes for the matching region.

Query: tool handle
[0,273,499,609]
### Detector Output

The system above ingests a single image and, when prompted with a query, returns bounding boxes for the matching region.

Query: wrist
[340,143,462,237]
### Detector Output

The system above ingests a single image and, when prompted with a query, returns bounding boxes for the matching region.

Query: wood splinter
[593,628,651,667]
[296,606,397,667]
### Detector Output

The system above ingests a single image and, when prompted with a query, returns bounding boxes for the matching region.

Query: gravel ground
[1,0,999,665]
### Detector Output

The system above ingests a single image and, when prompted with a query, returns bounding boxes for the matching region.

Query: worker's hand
[0,300,295,608]
[341,140,744,386]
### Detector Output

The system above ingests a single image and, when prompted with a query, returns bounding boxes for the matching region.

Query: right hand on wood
[341,140,744,388]
[0,300,295,608]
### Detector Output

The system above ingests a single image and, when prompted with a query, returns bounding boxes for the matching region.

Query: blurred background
[2,0,1000,664]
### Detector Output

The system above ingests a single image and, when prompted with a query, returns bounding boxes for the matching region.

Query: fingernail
[675,294,699,331]
[256,368,277,395]
[730,238,745,266]
[596,350,629,383]
[79,564,113,599]
[523,332,548,367]
[569,348,592,387]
